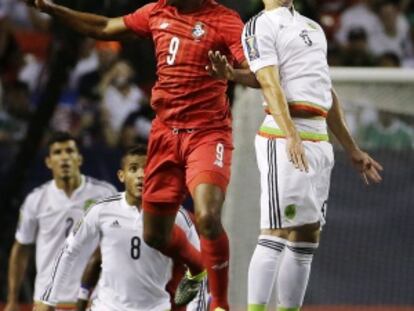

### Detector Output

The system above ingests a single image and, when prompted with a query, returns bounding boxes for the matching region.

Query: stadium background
[1,0,414,310]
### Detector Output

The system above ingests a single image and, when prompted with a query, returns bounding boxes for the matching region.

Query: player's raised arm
[28,0,132,40]
[327,88,383,184]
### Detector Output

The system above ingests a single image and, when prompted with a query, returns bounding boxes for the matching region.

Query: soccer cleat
[174,270,206,306]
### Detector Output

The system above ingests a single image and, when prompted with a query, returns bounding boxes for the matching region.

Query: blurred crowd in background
[0,0,414,158]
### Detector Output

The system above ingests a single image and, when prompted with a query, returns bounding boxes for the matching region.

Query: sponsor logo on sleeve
[245,35,260,61]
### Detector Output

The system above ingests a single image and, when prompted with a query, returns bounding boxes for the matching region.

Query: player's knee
[196,209,222,238]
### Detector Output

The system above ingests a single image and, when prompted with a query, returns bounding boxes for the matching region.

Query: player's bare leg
[143,208,204,277]
[192,183,229,311]
[248,223,320,311]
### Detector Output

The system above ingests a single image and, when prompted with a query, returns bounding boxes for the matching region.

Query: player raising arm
[27,1,258,309]
[207,0,382,310]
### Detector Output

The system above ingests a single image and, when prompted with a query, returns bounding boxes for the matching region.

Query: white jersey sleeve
[15,190,43,244]
[40,204,101,305]
[242,12,279,73]
[176,209,199,250]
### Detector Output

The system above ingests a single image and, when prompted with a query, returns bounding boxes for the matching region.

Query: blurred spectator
[68,38,99,91]
[18,53,45,93]
[0,0,50,31]
[119,99,154,150]
[317,0,348,40]
[0,14,24,84]
[99,61,146,148]
[336,0,378,47]
[369,1,412,61]
[341,27,376,66]
[327,44,344,66]
[0,80,31,143]
[359,110,414,150]
[78,41,121,101]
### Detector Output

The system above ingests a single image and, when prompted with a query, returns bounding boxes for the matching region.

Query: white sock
[277,241,319,309]
[248,235,286,308]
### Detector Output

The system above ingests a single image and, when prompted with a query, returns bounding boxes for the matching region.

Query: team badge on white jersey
[192,22,206,40]
[245,36,260,61]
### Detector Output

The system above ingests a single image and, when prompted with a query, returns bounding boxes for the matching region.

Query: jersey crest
[245,36,260,61]
[192,22,206,40]
[83,199,97,212]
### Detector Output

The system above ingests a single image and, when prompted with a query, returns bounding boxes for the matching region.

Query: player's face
[118,155,146,200]
[45,140,83,181]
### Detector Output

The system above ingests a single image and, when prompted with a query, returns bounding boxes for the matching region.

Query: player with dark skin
[26,0,257,310]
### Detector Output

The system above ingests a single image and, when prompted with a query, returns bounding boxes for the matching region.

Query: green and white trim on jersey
[258,126,329,142]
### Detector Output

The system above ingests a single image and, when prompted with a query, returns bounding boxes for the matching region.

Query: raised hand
[205,50,235,80]
[349,149,383,185]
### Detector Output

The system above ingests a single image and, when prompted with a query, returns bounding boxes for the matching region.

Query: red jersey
[123,0,245,129]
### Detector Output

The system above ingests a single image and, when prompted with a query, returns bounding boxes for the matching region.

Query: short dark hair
[47,131,79,151]
[121,144,148,167]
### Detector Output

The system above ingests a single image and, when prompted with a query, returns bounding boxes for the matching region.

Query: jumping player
[207,0,383,310]
[34,146,207,311]
[5,132,116,311]
[27,0,251,309]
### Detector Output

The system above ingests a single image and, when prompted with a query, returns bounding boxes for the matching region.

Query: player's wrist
[343,142,360,155]
[78,286,91,300]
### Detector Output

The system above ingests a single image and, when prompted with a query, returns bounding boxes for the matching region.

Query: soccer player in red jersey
[28,0,255,310]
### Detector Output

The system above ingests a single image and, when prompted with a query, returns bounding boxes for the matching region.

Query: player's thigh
[185,128,233,197]
[255,135,333,229]
[143,120,186,206]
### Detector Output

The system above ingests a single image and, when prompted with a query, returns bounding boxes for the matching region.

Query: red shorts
[143,118,233,214]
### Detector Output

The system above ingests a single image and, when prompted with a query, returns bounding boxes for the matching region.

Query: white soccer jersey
[15,176,116,305]
[242,7,333,133]
[41,192,206,311]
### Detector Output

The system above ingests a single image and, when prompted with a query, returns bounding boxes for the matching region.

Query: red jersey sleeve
[123,3,156,37]
[222,11,246,65]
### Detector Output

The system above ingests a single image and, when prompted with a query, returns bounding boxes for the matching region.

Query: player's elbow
[86,19,114,40]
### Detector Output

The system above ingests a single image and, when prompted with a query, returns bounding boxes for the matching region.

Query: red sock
[200,232,230,311]
[160,225,204,276]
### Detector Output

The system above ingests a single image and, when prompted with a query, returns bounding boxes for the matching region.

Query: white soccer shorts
[255,134,334,229]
